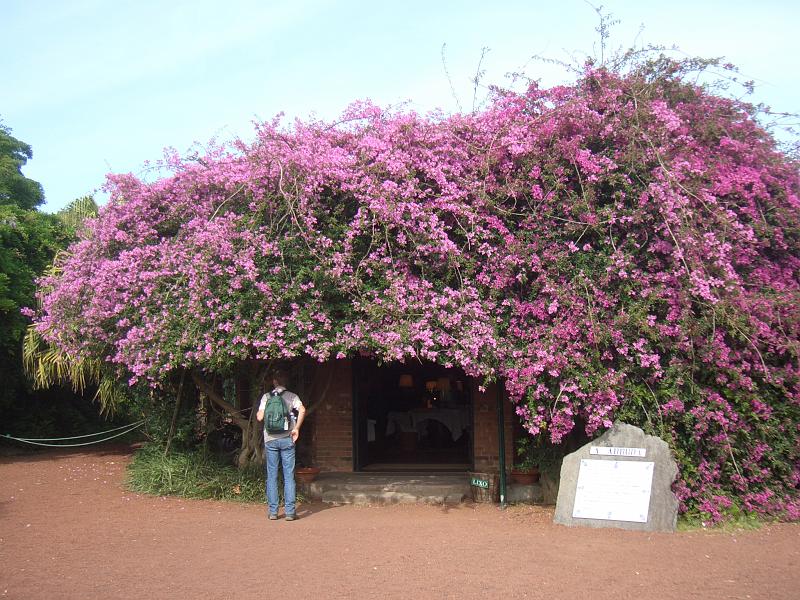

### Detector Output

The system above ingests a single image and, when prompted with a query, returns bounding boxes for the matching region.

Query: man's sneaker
[285,513,297,521]
[268,513,278,520]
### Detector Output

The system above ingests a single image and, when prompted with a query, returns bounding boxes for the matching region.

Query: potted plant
[511,438,540,485]
[511,435,566,487]
[295,464,321,483]
[294,440,320,483]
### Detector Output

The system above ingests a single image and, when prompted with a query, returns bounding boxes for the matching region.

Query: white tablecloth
[385,411,414,436]
[386,409,469,441]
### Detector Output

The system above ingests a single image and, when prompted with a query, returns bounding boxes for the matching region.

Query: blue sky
[2,0,798,213]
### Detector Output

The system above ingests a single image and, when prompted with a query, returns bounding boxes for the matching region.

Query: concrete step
[320,490,467,505]
[302,473,471,505]
[507,482,544,504]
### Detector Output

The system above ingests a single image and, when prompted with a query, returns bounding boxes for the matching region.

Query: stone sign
[554,422,679,532]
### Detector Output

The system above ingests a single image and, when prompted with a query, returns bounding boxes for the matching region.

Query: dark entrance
[353,359,473,471]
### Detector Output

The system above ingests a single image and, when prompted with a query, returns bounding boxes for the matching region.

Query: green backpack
[263,390,291,434]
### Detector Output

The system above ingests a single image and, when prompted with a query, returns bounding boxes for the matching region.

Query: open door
[353,358,473,471]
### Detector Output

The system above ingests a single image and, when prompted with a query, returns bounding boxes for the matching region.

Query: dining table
[385,407,469,441]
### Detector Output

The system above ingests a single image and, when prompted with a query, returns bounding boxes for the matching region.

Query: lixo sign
[554,422,679,532]
[470,477,489,489]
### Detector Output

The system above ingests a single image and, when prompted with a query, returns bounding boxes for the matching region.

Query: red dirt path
[1,446,798,600]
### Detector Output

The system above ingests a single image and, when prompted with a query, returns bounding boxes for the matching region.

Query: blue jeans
[265,436,296,516]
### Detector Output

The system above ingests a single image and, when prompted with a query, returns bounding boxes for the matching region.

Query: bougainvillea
[31,57,799,520]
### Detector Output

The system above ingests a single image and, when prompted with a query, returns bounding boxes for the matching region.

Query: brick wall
[303,359,514,474]
[306,359,353,472]
[471,381,515,474]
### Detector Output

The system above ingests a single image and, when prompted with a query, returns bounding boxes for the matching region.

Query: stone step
[320,490,468,505]
[301,473,471,505]
[507,482,544,504]
[300,473,547,505]
[309,481,470,494]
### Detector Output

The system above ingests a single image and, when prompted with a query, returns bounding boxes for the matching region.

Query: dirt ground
[0,446,798,600]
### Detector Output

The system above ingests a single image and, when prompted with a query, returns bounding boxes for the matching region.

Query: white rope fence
[1,419,146,447]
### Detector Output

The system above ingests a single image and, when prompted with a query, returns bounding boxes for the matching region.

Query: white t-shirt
[259,387,303,441]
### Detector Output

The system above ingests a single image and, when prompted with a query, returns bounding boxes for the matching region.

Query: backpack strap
[281,392,296,426]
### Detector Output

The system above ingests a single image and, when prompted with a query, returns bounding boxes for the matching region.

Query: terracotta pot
[511,468,540,485]
[295,466,321,483]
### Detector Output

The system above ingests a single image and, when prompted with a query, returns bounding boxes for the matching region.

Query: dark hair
[271,368,289,387]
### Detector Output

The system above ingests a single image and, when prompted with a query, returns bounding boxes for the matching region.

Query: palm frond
[22,324,127,414]
[56,195,98,231]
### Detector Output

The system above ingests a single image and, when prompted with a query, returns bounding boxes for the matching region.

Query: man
[256,369,306,521]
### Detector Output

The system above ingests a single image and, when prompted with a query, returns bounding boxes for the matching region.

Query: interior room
[353,359,473,471]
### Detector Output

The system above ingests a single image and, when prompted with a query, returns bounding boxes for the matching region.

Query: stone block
[553,422,679,532]
[507,482,544,504]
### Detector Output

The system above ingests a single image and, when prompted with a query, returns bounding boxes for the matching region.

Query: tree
[0,210,67,414]
[0,122,44,210]
[0,122,59,405]
[0,124,105,435]
[29,56,799,520]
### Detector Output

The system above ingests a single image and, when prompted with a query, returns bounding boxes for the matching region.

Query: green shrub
[126,444,268,503]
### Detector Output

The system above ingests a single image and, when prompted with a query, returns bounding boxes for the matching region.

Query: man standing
[256,369,306,521]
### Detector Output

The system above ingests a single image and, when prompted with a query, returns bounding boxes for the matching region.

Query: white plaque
[590,446,646,457]
[572,459,654,522]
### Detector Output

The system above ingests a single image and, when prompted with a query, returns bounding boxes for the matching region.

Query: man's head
[271,368,289,389]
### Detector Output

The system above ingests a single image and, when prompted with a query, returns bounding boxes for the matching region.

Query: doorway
[353,359,473,471]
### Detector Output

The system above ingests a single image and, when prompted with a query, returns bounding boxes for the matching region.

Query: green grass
[126,444,267,503]
[677,509,766,532]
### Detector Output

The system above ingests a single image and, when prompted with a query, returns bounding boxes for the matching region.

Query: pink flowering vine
[30,58,799,520]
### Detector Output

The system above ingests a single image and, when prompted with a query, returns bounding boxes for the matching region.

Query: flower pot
[295,466,321,483]
[511,468,540,485]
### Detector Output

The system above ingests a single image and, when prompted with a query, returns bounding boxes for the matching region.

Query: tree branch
[191,371,249,428]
